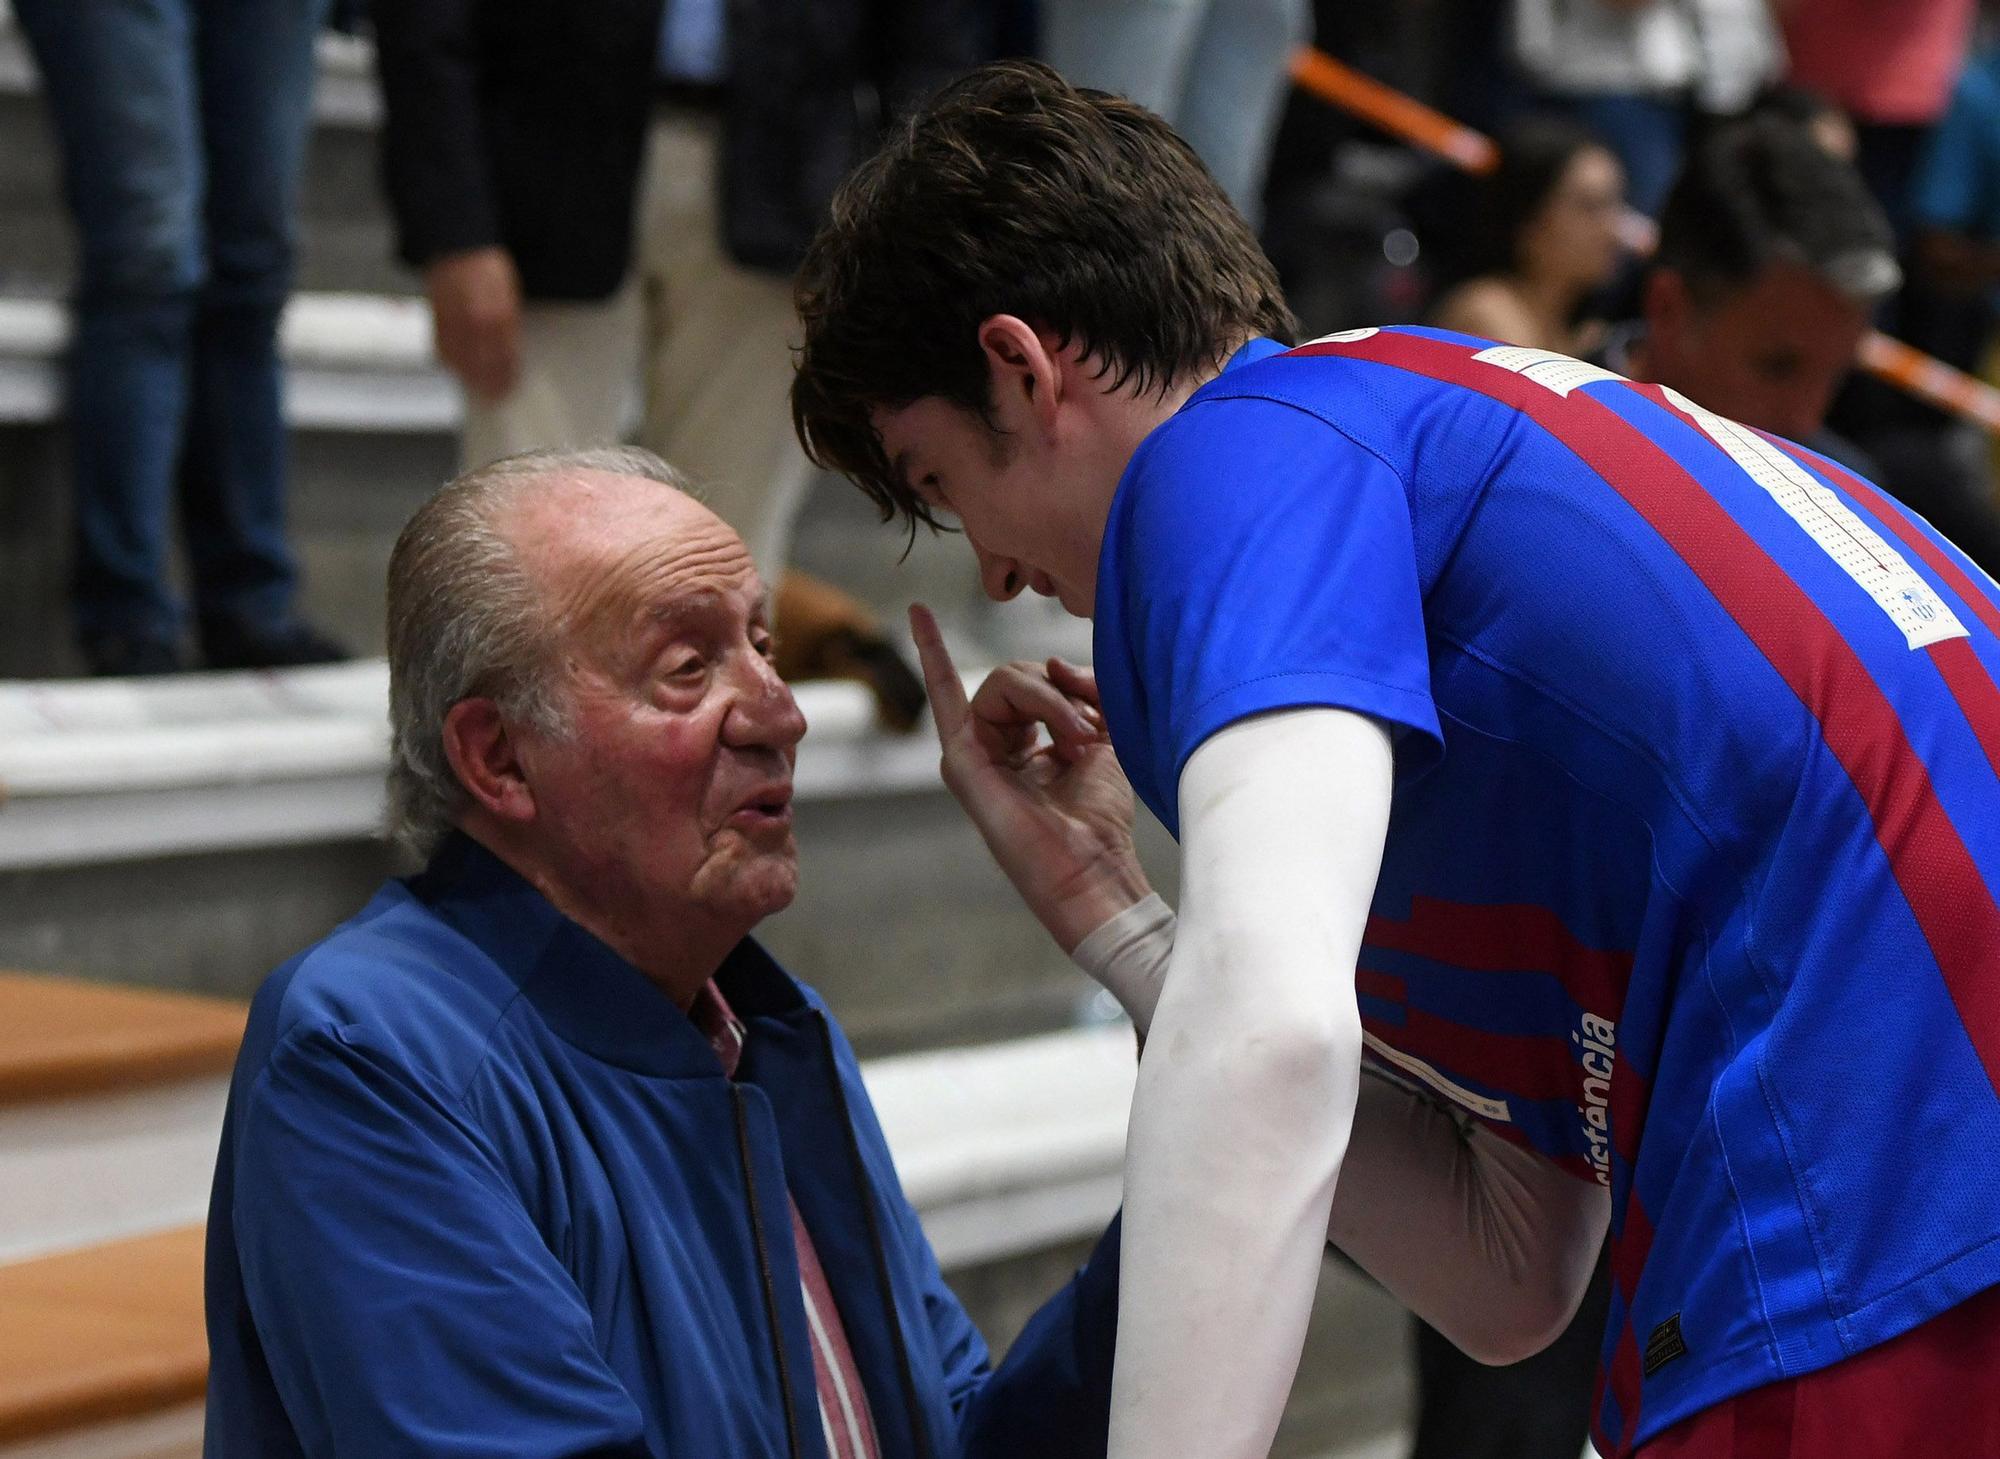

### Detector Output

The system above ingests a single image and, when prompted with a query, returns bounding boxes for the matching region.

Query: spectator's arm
[370,0,504,268]
[229,1026,652,1456]
[1429,281,1539,348]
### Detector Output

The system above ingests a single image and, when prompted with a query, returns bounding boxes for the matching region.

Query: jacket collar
[407,832,810,1077]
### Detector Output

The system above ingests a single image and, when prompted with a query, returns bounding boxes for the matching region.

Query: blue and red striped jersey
[1091,328,2000,1455]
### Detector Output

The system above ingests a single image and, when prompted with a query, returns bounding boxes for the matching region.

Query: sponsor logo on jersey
[1573,1011,1617,1187]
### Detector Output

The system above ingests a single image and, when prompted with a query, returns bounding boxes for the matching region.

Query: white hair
[383,445,697,862]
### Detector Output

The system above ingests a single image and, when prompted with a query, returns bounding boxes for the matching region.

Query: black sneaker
[200,616,350,670]
[81,631,187,678]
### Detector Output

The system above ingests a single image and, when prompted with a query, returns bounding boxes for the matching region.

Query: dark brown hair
[791,59,1296,533]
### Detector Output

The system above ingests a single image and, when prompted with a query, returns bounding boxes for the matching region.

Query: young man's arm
[1079,892,1610,1366]
[1104,706,1388,1456]
[907,621,1602,1448]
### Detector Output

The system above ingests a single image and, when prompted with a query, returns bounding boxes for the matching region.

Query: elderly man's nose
[726,654,807,747]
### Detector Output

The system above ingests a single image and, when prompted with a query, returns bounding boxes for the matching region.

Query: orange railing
[1290,47,2000,433]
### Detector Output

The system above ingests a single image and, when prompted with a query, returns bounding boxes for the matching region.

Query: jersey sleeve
[226,1024,652,1458]
[1111,394,1443,814]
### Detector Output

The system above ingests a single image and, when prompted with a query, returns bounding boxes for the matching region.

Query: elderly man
[202,446,1119,1457]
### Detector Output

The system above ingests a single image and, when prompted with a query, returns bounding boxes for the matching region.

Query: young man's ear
[976,314,1065,434]
[441,697,536,826]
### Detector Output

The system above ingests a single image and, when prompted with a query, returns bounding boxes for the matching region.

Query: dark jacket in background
[371,0,988,299]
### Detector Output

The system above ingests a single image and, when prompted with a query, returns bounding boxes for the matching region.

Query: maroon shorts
[1636,1282,2000,1457]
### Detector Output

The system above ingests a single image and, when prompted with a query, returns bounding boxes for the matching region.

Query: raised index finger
[907,602,970,739]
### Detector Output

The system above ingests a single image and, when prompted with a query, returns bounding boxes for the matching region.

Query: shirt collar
[1221,335,1289,372]
[408,832,803,1077]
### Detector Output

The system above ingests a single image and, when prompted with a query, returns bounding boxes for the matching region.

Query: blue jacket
[205,834,1120,1457]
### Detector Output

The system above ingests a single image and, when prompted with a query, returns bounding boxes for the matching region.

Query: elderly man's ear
[442,698,538,825]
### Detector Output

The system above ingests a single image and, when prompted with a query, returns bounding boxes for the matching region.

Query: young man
[790,61,2000,1458]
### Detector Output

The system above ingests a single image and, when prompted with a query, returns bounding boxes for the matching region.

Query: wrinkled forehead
[512,474,766,644]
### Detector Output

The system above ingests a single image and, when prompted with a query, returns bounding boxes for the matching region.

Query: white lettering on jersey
[1573,1012,1617,1187]
[1472,343,1626,397]
[1657,388,1967,650]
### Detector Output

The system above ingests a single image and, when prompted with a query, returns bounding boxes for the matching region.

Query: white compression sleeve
[1072,862,1610,1369]
[1107,708,1392,1459]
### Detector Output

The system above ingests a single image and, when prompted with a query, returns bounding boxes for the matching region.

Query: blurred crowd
[15,0,2000,687]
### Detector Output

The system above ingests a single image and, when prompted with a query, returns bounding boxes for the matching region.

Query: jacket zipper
[732,1086,803,1458]
[812,1011,932,1459]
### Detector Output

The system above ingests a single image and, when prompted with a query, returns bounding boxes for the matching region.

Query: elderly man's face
[509,473,808,938]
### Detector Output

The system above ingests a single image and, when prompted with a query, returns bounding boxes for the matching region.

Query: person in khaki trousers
[373,0,937,726]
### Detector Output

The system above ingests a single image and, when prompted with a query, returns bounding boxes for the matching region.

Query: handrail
[1289,46,2000,434]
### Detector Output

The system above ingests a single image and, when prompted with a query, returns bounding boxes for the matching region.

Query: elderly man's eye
[665,655,706,679]
[753,634,778,661]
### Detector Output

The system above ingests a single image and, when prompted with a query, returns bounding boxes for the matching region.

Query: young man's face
[868,320,1194,620]
[1643,260,1869,443]
[871,395,1092,613]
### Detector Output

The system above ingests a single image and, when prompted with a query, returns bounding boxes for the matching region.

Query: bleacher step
[0,1227,206,1452]
[0,975,241,1105]
[0,975,242,1265]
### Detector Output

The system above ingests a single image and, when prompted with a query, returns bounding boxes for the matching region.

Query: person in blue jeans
[15,0,345,676]
[1041,0,1309,228]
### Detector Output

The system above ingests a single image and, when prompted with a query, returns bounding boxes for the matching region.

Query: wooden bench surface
[0,973,245,1105]
[0,1225,207,1444]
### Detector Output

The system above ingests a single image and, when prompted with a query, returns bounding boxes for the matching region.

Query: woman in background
[1430,119,1628,355]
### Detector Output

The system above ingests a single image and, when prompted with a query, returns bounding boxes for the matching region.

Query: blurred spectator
[12,0,346,677]
[1748,84,1859,164]
[1510,0,1781,215]
[1909,26,2000,362]
[1040,0,1311,225]
[1622,117,1901,447]
[1429,119,1627,354]
[1778,0,1979,232]
[1620,115,2000,573]
[371,0,956,726]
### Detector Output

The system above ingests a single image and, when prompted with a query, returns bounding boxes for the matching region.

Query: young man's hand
[908,602,1151,952]
[425,247,523,403]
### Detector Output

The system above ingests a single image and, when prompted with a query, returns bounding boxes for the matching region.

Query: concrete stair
[0,974,236,1457]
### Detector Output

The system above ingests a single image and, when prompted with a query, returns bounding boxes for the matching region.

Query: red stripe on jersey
[1360,1004,1580,1103]
[1608,1325,1647,1457]
[1772,437,2000,641]
[1299,333,2000,1102]
[1608,1194,1661,1454]
[1765,440,2000,782]
[1354,967,1407,1005]
[1365,896,1632,1017]
[1933,639,2000,783]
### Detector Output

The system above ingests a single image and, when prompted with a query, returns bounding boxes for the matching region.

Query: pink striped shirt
[691,983,883,1459]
